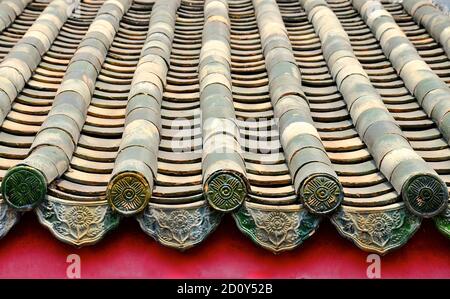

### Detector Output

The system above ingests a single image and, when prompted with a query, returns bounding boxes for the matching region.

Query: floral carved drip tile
[37,197,120,246]
[331,203,422,254]
[234,202,320,253]
[137,201,222,250]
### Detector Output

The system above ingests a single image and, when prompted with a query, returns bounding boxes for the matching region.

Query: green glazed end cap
[2,165,47,211]
[402,174,448,218]
[300,173,344,215]
[107,172,151,217]
[204,171,248,213]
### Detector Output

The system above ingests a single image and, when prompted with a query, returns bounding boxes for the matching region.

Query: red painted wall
[0,213,448,278]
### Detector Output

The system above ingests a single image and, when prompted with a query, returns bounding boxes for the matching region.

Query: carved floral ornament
[137,201,222,250]
[37,197,119,246]
[2,166,47,211]
[403,175,448,217]
[204,172,247,212]
[107,172,151,216]
[300,174,343,215]
[331,203,421,254]
[234,202,320,253]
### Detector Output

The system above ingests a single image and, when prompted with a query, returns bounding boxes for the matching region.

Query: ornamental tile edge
[331,204,422,255]
[233,202,321,253]
[137,201,222,250]
[0,199,19,239]
[36,197,120,247]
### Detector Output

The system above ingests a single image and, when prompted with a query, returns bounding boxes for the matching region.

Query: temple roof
[0,0,448,254]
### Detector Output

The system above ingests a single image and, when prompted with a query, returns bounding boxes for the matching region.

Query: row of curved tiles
[0,0,448,254]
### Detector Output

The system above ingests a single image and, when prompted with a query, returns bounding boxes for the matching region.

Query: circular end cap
[2,165,47,211]
[402,174,448,218]
[204,171,247,212]
[300,174,344,215]
[107,172,151,216]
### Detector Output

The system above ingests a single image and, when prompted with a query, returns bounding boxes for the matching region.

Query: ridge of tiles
[0,0,448,253]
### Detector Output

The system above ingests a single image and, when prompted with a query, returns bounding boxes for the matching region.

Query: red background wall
[0,213,448,278]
